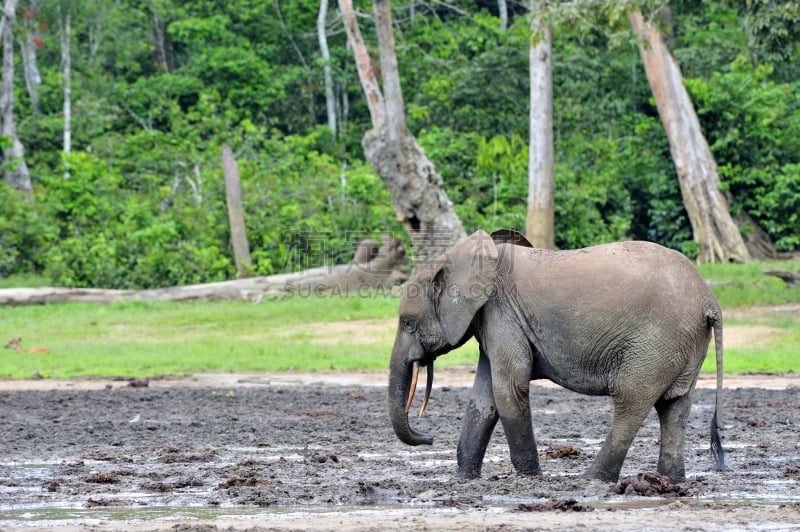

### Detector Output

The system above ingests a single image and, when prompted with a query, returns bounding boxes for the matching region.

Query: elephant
[388,229,725,482]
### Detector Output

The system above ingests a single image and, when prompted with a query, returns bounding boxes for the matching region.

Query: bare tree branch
[275,0,310,70]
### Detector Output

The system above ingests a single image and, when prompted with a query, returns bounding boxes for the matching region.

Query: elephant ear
[490,228,534,248]
[432,230,498,346]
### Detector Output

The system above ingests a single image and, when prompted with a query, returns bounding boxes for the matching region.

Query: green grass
[0,296,403,378]
[701,302,800,374]
[699,260,800,308]
[1,259,798,379]
[698,260,800,374]
[0,273,53,289]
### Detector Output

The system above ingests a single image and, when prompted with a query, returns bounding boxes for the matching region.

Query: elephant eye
[401,318,415,332]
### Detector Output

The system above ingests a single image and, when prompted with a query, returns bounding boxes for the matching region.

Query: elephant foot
[657,466,686,484]
[455,468,481,480]
[516,468,541,477]
[582,467,619,483]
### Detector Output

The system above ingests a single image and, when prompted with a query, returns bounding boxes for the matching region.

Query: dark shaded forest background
[1,0,798,289]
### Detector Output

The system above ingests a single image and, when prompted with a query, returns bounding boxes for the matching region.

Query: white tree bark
[630,11,750,263]
[318,0,337,135]
[498,0,508,31]
[526,2,554,249]
[340,0,466,267]
[1,0,31,191]
[59,8,72,156]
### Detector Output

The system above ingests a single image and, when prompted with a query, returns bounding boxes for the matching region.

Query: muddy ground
[1,370,799,531]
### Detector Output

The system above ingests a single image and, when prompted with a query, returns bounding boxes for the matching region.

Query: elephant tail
[708,307,725,472]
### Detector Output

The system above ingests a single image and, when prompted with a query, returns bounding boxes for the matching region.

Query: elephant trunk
[388,332,434,446]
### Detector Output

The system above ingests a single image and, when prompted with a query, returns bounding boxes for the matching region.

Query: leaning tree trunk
[340,0,466,268]
[526,1,554,249]
[1,0,31,191]
[630,11,750,263]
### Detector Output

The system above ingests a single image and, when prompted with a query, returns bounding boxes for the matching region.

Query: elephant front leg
[457,352,499,479]
[491,348,541,476]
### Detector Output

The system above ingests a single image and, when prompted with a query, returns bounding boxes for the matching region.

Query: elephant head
[388,230,501,446]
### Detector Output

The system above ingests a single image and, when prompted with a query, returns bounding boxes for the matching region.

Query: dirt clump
[515,498,593,512]
[610,471,690,497]
[84,472,117,484]
[140,481,174,492]
[745,415,767,427]
[218,476,275,489]
[543,445,583,459]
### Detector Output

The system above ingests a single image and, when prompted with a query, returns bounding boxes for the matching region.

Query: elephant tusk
[418,362,433,417]
[405,360,420,414]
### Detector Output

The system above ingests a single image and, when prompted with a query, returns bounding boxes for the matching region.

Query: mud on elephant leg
[490,348,541,477]
[655,393,694,482]
[457,353,499,479]
[585,397,653,482]
[498,408,541,476]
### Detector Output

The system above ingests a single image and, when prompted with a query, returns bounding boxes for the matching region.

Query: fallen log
[763,269,800,287]
[0,237,408,306]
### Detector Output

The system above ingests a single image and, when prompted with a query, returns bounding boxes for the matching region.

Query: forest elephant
[388,229,725,482]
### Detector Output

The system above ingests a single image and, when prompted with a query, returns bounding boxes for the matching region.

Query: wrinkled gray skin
[388,229,725,482]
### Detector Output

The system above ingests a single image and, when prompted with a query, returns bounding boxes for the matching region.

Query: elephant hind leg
[655,392,693,483]
[585,397,653,482]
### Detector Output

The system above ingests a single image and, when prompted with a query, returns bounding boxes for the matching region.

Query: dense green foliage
[2,0,799,288]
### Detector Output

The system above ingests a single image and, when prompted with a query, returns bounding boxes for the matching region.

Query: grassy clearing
[698,260,800,374]
[1,260,798,379]
[0,296,407,378]
[698,260,800,307]
[703,306,799,374]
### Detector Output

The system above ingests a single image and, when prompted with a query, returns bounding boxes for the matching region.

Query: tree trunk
[1,0,31,191]
[19,36,40,114]
[629,10,750,263]
[222,145,252,278]
[339,0,383,126]
[498,0,508,31]
[0,237,408,305]
[18,0,41,116]
[339,0,466,267]
[318,0,337,135]
[59,8,71,157]
[148,5,171,72]
[526,3,554,249]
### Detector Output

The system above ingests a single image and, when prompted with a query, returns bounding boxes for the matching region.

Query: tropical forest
[1,0,799,289]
